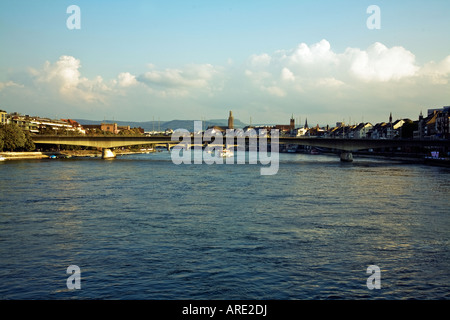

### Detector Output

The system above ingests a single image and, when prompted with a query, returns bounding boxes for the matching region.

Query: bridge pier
[340,151,353,162]
[102,148,116,159]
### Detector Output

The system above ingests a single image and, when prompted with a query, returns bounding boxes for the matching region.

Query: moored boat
[219,148,234,157]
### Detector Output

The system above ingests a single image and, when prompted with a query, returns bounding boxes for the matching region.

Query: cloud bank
[1,40,449,124]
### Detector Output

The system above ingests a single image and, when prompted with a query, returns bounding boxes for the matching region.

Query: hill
[75,118,248,132]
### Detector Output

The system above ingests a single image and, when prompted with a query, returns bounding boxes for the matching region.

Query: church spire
[228,110,234,129]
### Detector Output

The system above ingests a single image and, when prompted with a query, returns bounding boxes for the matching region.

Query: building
[101,123,118,134]
[436,107,450,139]
[368,122,388,139]
[274,115,296,135]
[3,112,80,133]
[386,119,405,139]
[83,124,103,132]
[414,106,450,139]
[328,123,351,138]
[0,110,7,125]
[352,122,373,139]
[307,124,326,137]
[61,119,86,134]
[294,127,308,136]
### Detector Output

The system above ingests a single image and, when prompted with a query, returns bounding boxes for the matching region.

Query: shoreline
[0,149,155,160]
[1,150,449,167]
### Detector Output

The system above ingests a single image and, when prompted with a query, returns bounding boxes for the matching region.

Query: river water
[0,151,449,299]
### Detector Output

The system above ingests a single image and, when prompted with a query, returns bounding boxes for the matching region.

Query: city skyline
[0,0,449,125]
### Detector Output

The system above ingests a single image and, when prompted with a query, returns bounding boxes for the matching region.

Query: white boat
[219,148,234,158]
[0,156,6,161]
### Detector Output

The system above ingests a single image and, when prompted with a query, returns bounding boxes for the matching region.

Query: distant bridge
[278,137,450,151]
[32,135,450,161]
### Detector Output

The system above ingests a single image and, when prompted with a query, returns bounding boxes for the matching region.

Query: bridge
[32,134,450,161]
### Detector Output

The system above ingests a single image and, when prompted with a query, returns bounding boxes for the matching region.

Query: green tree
[0,124,26,151]
[0,124,35,151]
[22,129,35,151]
[0,128,4,151]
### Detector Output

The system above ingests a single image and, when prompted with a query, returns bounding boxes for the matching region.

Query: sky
[0,0,449,126]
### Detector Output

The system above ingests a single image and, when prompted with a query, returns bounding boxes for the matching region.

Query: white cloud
[242,39,429,100]
[282,39,338,67]
[249,53,272,68]
[419,55,450,84]
[0,80,23,91]
[29,55,111,103]
[117,72,138,87]
[281,68,295,82]
[245,40,422,88]
[345,42,419,82]
[136,63,221,96]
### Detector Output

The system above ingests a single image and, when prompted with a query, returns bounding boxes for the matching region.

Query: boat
[310,148,320,155]
[287,146,297,153]
[219,148,234,158]
[0,156,6,161]
[205,147,214,154]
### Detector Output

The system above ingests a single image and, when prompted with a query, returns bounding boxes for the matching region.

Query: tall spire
[228,110,234,129]
[304,117,308,129]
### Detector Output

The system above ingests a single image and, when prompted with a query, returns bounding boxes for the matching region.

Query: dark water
[0,152,449,299]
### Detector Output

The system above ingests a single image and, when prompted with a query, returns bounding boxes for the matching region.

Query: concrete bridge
[278,137,450,161]
[32,134,450,161]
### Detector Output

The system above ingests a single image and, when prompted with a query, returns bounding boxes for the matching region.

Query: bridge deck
[32,135,450,151]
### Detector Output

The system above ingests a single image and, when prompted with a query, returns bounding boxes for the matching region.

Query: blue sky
[1,0,449,125]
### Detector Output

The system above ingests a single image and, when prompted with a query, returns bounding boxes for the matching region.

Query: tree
[0,128,4,151]
[0,124,25,151]
[22,129,35,151]
[0,124,35,151]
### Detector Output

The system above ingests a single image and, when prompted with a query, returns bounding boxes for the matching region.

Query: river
[0,151,449,299]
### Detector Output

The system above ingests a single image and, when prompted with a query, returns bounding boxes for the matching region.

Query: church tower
[228,111,234,129]
[388,112,393,139]
[290,114,295,131]
[418,111,424,139]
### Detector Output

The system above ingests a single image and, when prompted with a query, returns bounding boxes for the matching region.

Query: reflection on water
[0,152,449,299]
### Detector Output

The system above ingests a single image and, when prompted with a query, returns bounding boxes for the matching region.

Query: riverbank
[0,151,50,160]
[0,149,155,160]
[2,149,448,167]
[353,152,450,167]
